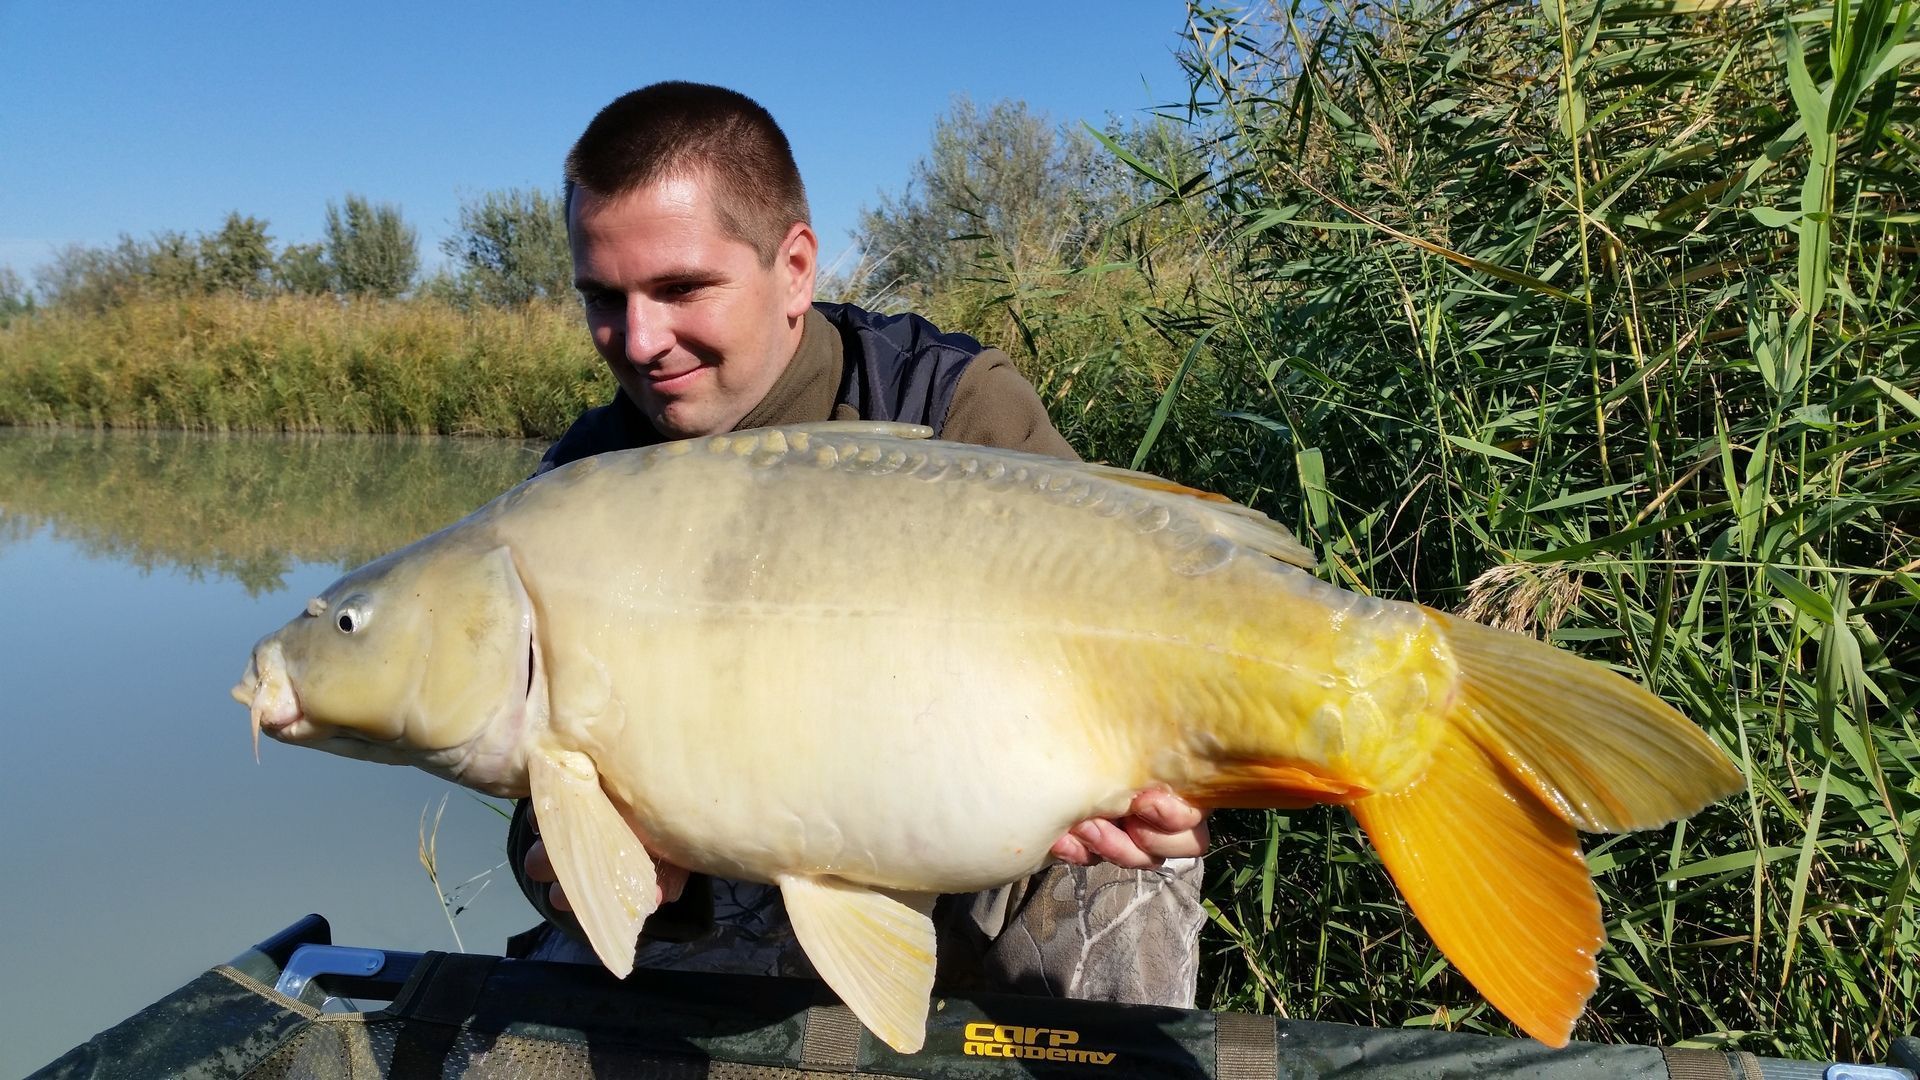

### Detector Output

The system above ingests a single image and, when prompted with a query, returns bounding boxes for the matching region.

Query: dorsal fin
[1081,463,1317,569]
[728,424,1315,569]
[756,421,935,440]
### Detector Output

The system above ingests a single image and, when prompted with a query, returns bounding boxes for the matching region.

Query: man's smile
[646,366,707,392]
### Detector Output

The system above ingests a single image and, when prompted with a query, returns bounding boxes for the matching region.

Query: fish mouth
[232,639,304,760]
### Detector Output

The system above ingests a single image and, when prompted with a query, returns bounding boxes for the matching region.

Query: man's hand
[1050,789,1209,869]
[523,837,690,913]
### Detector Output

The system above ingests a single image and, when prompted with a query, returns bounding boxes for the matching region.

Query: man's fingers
[1072,818,1161,870]
[1050,833,1094,866]
[658,861,690,904]
[1129,789,1207,833]
[1123,817,1210,859]
[535,838,686,910]
[1121,789,1210,858]
[526,838,574,912]
[525,839,556,883]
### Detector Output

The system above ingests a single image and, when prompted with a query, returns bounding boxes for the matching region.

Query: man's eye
[662,282,701,299]
[580,291,621,311]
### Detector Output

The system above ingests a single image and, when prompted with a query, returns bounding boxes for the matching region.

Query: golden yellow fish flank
[232,421,1742,1053]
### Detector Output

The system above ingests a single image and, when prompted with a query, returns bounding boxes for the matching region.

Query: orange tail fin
[1184,610,1741,1044]
[1350,726,1601,1045]
[1349,611,1741,1045]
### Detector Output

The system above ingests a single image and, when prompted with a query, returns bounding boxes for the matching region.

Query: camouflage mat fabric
[30,939,1888,1079]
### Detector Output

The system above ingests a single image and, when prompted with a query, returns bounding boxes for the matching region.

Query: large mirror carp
[235,422,1740,1052]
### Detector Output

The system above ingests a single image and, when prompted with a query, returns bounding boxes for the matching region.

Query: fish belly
[565,619,1142,894]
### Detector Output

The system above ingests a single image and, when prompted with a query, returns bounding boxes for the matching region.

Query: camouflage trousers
[520,859,1206,1009]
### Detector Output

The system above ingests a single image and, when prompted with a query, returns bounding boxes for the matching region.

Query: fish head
[233,542,536,770]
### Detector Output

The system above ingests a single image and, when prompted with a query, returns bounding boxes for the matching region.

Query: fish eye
[334,595,371,634]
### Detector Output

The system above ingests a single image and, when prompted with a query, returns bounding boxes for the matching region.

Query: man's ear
[779,221,818,320]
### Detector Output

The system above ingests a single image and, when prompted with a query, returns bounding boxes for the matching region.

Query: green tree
[198,212,275,297]
[853,97,1106,304]
[274,242,332,295]
[0,267,34,325]
[31,214,303,309]
[322,194,418,298]
[141,231,204,295]
[37,233,200,312]
[442,187,571,307]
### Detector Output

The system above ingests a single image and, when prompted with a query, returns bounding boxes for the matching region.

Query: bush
[862,0,1918,1059]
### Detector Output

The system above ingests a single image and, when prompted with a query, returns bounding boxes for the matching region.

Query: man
[509,81,1209,1007]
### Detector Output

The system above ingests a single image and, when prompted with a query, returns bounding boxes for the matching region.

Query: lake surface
[0,429,549,1075]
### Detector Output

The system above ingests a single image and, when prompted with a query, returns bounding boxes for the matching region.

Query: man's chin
[646,399,730,440]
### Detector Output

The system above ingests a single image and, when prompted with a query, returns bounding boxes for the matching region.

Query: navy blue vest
[538,302,984,471]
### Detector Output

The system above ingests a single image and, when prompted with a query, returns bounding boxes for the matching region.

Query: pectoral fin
[528,748,658,978]
[779,875,937,1054]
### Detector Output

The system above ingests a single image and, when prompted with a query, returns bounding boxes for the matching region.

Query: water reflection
[0,428,542,592]
[0,429,546,1075]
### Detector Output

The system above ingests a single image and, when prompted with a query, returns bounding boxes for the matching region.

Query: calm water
[0,429,548,1075]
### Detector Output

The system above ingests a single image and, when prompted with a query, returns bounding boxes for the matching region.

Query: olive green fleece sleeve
[940,349,1079,462]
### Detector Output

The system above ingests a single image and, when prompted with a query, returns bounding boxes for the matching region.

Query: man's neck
[734,306,840,432]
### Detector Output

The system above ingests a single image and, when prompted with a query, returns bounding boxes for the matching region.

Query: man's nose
[622,297,672,364]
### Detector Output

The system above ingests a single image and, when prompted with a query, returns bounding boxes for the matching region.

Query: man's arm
[939,350,1078,461]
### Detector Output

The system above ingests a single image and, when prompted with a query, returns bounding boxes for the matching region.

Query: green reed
[1010,0,1918,1060]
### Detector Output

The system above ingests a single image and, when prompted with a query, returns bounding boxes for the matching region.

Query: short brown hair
[565,82,810,264]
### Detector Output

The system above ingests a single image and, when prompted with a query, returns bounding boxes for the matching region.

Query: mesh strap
[1215,1011,1279,1080]
[389,951,499,1025]
[386,951,499,1076]
[799,1004,863,1072]
[1662,1046,1745,1080]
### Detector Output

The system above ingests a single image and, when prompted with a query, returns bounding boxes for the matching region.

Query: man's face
[570,175,817,439]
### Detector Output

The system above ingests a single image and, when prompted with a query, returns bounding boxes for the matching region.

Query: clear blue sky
[0,2,1196,286]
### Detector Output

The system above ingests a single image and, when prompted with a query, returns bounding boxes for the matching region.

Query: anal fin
[528,747,658,979]
[1349,727,1602,1046]
[1179,758,1367,809]
[779,875,937,1054]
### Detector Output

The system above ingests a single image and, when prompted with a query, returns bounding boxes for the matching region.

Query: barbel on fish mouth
[232,420,1740,1053]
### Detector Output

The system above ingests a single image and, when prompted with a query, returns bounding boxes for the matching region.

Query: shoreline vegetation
[3,0,1916,1061]
[0,294,604,437]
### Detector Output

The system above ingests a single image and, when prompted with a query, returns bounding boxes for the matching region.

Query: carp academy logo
[961,1023,1117,1066]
